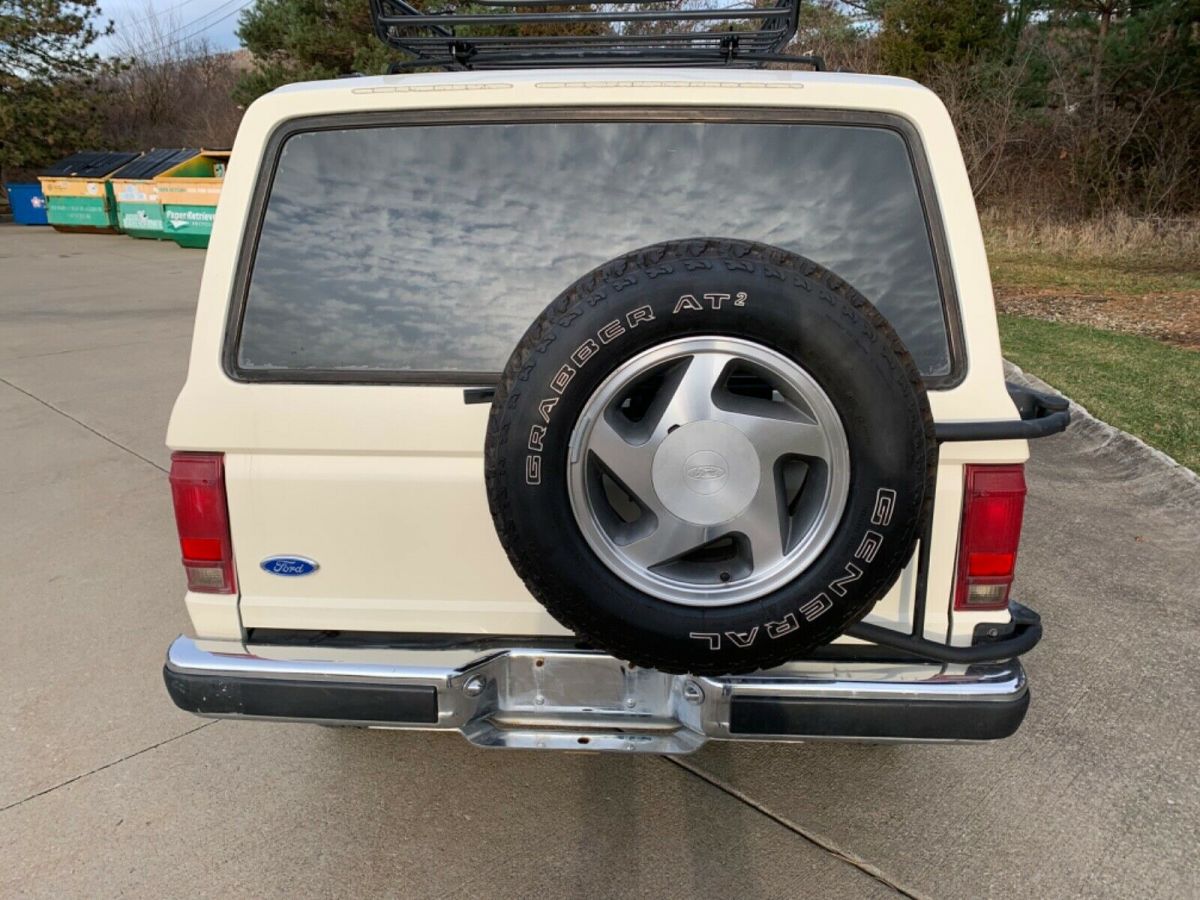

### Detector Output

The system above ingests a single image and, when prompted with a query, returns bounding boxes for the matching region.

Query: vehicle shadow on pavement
[318,726,895,898]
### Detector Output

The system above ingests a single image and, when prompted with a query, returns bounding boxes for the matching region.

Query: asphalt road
[2,226,1197,899]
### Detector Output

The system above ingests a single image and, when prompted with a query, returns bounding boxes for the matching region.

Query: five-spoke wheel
[567,337,850,606]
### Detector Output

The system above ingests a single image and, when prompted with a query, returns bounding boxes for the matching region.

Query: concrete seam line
[664,756,928,900]
[7,334,192,365]
[0,374,168,475]
[0,721,218,815]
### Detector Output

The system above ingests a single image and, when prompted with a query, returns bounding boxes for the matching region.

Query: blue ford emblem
[260,556,319,576]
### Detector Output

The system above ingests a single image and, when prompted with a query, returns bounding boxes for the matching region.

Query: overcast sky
[94,0,246,57]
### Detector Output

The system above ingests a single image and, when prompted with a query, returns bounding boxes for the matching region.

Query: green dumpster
[38,151,141,233]
[156,149,230,249]
[110,148,198,240]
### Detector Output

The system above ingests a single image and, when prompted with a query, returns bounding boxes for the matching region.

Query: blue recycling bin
[5,183,49,225]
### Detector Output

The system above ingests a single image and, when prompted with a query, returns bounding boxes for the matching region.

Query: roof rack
[369,0,823,72]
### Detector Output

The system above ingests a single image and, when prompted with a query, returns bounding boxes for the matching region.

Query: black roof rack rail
[370,0,823,72]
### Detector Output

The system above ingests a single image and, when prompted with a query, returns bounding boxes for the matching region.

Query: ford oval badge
[260,556,319,577]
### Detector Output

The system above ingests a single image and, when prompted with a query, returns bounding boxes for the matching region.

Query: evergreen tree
[234,0,398,105]
[873,0,1009,77]
[0,0,113,177]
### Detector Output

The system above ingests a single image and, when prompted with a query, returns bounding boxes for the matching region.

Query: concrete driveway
[1,226,1197,899]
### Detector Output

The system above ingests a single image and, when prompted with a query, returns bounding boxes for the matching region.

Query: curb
[1004,360,1200,500]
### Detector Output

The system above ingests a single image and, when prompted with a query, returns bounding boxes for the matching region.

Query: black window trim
[223,105,967,390]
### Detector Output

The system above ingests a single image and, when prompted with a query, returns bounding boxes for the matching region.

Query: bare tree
[99,2,245,150]
[926,52,1033,199]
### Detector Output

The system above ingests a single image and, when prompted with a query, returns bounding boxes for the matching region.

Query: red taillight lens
[169,452,236,594]
[954,465,1026,611]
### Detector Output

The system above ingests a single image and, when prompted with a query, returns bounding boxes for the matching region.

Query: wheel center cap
[651,420,760,526]
[682,450,729,495]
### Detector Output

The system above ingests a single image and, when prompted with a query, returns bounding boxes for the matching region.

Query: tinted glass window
[239,119,951,377]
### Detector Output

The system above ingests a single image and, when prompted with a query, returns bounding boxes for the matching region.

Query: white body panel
[167,68,1026,643]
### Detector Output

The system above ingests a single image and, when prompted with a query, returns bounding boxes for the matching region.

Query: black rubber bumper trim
[730,690,1030,740]
[163,667,439,724]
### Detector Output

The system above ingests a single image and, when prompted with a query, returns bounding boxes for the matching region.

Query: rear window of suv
[234,111,957,381]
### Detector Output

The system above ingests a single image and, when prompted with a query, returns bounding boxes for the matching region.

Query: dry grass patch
[982,209,1200,262]
[983,211,1200,349]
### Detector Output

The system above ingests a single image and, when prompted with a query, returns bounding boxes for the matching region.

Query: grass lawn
[998,315,1200,473]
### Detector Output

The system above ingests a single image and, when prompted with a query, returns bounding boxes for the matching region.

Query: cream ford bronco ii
[162,0,1070,752]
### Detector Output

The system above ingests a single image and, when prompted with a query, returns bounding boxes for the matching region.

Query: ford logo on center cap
[261,556,319,576]
[687,465,726,480]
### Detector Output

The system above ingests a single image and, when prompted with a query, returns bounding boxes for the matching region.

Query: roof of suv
[270,67,925,97]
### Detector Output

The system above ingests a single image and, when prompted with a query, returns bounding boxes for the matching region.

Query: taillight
[169,452,236,594]
[954,465,1026,611]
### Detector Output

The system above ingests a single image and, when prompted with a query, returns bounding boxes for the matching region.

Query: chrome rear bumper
[164,636,1029,753]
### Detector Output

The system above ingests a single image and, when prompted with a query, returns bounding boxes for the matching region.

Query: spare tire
[485,239,935,675]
